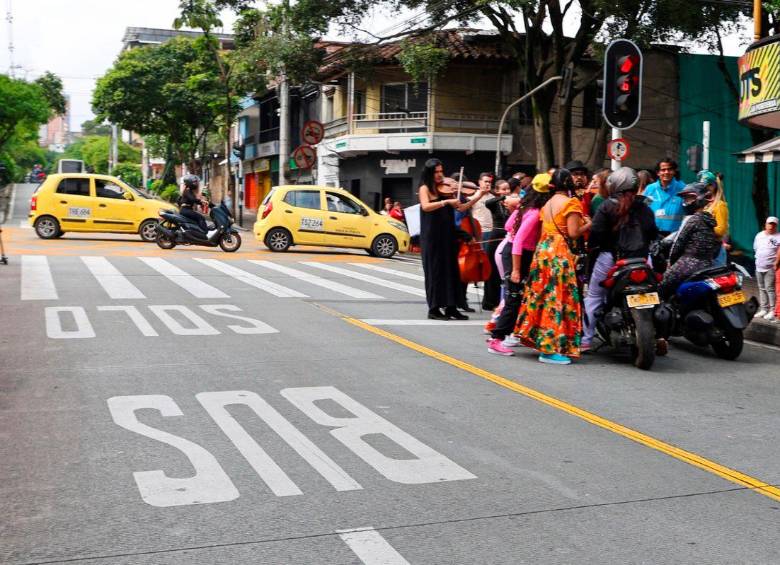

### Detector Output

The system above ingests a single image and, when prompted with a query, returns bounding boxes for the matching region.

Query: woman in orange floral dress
[515,168,592,365]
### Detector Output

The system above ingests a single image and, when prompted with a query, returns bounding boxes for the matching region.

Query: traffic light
[602,39,643,129]
[231,142,245,160]
[686,144,702,172]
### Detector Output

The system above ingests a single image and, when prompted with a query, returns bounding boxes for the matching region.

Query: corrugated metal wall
[677,53,780,255]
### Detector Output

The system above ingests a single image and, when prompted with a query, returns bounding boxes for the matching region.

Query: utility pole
[110,124,118,174]
[6,0,16,78]
[278,0,290,186]
[702,121,710,171]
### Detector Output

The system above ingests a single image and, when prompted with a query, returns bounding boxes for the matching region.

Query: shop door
[244,173,258,211]
[381,177,413,207]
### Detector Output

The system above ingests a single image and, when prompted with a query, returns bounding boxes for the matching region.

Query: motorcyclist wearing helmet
[178,175,215,237]
[659,182,720,298]
[582,167,658,350]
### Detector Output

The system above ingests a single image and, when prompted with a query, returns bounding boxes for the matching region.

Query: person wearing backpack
[582,167,658,351]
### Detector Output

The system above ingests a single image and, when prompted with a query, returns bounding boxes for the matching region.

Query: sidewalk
[742,277,780,347]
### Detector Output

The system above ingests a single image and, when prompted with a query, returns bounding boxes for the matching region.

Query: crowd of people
[417,157,780,366]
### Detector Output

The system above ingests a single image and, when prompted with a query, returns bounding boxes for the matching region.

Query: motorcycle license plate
[717,290,745,307]
[626,292,660,308]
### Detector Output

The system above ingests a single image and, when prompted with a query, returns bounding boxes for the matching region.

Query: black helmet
[550,168,574,194]
[182,174,200,191]
[678,182,712,215]
[607,167,639,196]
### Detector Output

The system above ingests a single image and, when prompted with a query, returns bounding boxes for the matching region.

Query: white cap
[768,216,779,224]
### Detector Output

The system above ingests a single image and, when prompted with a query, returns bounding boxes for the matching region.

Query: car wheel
[139,219,159,242]
[34,216,61,239]
[265,228,292,252]
[371,234,398,258]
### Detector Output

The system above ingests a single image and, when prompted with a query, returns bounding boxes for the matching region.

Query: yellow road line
[342,315,780,503]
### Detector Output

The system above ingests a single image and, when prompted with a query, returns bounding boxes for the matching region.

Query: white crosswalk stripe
[348,263,424,281]
[250,260,384,299]
[302,262,427,297]
[81,256,145,299]
[138,257,229,299]
[21,255,58,300]
[195,258,307,298]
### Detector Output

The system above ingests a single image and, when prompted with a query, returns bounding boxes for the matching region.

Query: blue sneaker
[538,353,572,365]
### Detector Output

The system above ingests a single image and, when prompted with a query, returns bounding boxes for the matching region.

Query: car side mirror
[123,191,135,201]
[360,208,369,216]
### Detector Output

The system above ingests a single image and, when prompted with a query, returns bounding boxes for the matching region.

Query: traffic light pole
[611,127,622,171]
[702,121,710,171]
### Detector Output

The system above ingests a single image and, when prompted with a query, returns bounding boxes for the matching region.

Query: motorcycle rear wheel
[630,308,656,370]
[219,232,241,252]
[711,326,743,360]
[156,233,176,249]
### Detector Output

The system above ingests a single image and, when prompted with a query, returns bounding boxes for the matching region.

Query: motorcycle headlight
[388,220,408,233]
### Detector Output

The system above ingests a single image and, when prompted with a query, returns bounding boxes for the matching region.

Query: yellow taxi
[29,173,168,242]
[254,186,409,257]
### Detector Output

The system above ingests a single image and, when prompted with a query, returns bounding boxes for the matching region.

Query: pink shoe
[487,338,514,356]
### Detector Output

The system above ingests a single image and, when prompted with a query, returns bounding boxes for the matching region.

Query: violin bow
[456,166,464,201]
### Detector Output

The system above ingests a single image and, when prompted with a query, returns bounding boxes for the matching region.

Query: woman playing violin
[418,158,489,320]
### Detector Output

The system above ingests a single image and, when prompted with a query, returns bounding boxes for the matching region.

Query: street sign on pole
[302,120,325,146]
[607,137,630,162]
[292,145,317,170]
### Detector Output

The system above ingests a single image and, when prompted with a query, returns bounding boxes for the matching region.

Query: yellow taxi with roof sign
[254,185,409,257]
[29,173,169,242]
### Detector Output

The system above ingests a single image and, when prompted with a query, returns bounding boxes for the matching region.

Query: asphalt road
[2,183,780,565]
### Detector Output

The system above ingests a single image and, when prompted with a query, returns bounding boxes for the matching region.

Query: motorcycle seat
[687,264,730,282]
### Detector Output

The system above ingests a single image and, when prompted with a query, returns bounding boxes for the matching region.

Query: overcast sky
[0,1,754,132]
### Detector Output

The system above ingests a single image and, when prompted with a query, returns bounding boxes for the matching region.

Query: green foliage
[80,118,111,136]
[160,184,181,202]
[92,37,223,166]
[33,71,67,117]
[112,163,143,187]
[150,179,165,194]
[0,74,50,152]
[396,39,449,85]
[62,136,140,174]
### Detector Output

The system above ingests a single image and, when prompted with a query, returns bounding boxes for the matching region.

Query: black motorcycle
[593,258,660,370]
[654,263,758,360]
[156,200,241,252]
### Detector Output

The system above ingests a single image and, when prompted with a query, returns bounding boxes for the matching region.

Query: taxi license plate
[626,292,660,308]
[717,290,745,308]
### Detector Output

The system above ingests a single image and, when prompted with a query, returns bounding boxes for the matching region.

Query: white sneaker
[764,312,776,321]
[502,335,521,347]
[207,229,218,238]
[756,309,767,318]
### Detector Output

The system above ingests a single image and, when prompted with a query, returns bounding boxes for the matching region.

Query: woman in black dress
[419,158,488,320]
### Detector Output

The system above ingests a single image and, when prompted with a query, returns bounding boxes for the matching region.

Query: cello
[447,175,492,284]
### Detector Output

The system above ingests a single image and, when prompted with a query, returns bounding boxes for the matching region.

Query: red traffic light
[618,55,639,73]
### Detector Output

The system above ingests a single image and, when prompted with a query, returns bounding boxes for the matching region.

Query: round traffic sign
[607,138,630,161]
[301,120,325,145]
[292,145,317,169]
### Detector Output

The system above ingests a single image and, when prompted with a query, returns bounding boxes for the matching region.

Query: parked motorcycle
[593,258,660,370]
[156,200,241,252]
[654,263,758,360]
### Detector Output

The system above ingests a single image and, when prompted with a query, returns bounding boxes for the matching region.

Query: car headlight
[388,220,408,233]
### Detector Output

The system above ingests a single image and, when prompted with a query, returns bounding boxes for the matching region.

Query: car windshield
[123,182,155,200]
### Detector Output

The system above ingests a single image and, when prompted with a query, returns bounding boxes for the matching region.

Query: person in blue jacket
[643,159,686,235]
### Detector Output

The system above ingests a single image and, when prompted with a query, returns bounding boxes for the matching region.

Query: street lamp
[494,75,564,177]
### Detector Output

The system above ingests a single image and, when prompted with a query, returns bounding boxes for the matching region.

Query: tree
[92,37,223,176]
[33,71,67,118]
[61,136,140,174]
[80,118,111,136]
[0,75,50,152]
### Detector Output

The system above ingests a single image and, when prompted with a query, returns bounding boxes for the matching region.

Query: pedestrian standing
[754,216,780,321]
[587,168,611,217]
[389,201,406,223]
[565,160,590,215]
[418,159,488,320]
[644,159,686,235]
[637,170,653,195]
[515,169,591,365]
[487,174,551,355]
[774,245,780,319]
[482,177,511,310]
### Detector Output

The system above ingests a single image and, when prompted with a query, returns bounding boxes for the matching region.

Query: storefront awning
[736,136,780,163]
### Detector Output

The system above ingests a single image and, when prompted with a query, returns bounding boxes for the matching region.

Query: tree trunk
[586,120,610,172]
[750,127,774,227]
[533,97,555,171]
[162,142,177,186]
[557,94,573,165]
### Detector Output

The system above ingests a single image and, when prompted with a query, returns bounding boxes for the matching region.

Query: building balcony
[320,131,512,158]
[353,112,428,131]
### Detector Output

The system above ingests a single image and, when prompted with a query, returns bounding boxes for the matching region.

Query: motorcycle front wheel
[630,308,656,370]
[219,232,241,252]
[156,232,176,249]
